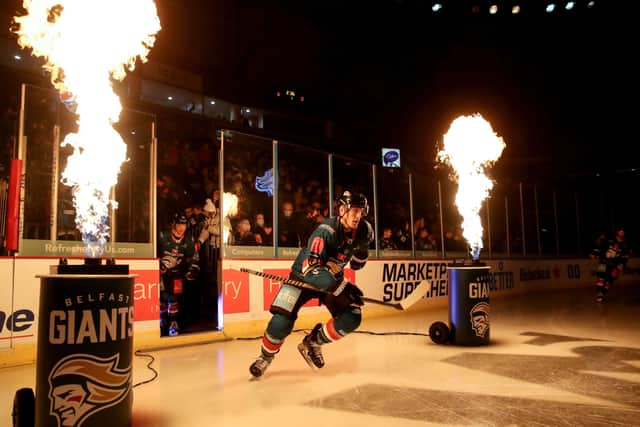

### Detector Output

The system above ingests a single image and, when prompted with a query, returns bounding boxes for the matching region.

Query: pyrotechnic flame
[13,0,161,257]
[222,192,239,244]
[437,114,505,260]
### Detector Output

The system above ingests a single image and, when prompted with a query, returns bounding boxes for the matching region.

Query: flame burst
[13,0,161,257]
[437,114,505,260]
[222,192,239,244]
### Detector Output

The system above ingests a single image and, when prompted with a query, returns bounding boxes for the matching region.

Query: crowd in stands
[154,125,470,256]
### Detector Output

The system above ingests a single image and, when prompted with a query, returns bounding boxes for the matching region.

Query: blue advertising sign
[382,148,401,168]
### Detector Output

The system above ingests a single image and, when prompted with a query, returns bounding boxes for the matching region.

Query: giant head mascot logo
[470,301,490,338]
[48,354,131,426]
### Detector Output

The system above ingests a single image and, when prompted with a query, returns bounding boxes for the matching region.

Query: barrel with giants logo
[447,262,491,346]
[35,261,135,427]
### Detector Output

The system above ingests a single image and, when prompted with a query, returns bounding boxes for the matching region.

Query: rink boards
[1,256,637,367]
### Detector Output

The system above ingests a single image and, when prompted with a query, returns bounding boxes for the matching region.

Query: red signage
[131,270,160,321]
[6,159,22,251]
[222,269,250,313]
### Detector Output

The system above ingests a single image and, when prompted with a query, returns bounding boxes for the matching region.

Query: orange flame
[222,192,239,244]
[13,0,161,256]
[437,114,505,260]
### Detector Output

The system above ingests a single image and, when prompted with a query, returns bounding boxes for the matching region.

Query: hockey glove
[344,283,364,306]
[350,250,368,271]
[185,266,199,281]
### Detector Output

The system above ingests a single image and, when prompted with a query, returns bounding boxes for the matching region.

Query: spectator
[187,203,206,243]
[235,218,258,245]
[414,217,425,237]
[415,227,434,251]
[445,227,467,253]
[198,197,221,310]
[278,201,300,247]
[380,227,398,250]
[427,234,439,252]
[394,220,411,250]
[198,197,221,283]
[253,212,273,246]
[299,203,321,247]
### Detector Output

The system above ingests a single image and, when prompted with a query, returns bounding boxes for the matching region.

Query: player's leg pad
[270,285,302,317]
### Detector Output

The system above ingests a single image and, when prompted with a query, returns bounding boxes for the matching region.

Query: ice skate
[168,321,179,336]
[249,354,273,378]
[298,324,325,370]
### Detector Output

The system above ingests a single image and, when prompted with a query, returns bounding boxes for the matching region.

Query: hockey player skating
[591,227,631,303]
[249,191,374,378]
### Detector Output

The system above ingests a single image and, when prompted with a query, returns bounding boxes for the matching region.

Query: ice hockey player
[249,191,374,378]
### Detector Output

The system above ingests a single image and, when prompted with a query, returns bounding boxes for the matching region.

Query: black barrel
[447,263,491,346]
[35,272,135,427]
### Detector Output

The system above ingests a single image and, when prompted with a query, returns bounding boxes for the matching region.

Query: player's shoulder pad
[317,221,336,235]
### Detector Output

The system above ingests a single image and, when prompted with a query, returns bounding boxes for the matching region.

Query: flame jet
[13,0,161,257]
[437,114,505,260]
[222,193,239,245]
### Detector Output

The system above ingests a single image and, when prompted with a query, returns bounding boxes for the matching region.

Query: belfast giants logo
[47,353,131,427]
[468,274,490,338]
[470,302,490,338]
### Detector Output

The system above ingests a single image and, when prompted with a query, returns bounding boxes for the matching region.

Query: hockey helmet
[171,212,188,225]
[337,191,369,216]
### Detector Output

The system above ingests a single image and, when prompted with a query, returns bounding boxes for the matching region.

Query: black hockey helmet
[337,191,369,216]
[171,212,188,225]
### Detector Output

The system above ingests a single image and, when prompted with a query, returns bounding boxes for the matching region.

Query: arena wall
[1,256,636,367]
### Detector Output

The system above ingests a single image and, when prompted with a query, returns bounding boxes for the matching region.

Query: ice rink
[2,283,639,426]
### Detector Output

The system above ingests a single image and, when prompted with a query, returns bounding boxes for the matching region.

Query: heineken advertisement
[19,240,154,258]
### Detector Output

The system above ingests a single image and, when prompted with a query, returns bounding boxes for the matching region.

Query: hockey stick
[235,266,428,310]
